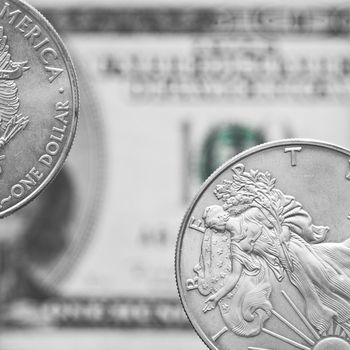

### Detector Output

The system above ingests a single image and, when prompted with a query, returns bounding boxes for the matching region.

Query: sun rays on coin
[212,290,350,350]
[177,144,350,350]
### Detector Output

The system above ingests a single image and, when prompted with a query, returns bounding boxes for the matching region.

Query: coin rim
[0,0,79,218]
[39,60,105,289]
[175,138,350,350]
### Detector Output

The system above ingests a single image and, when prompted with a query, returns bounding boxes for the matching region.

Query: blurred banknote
[0,1,350,349]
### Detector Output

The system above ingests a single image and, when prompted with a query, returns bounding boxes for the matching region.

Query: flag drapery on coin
[176,140,350,350]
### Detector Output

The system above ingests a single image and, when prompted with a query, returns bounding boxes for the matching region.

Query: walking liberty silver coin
[176,140,350,350]
[0,0,78,217]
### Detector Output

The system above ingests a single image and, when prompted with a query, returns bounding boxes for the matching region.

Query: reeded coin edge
[0,0,79,218]
[175,138,350,350]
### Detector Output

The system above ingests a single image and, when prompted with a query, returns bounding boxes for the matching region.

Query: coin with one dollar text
[0,0,78,217]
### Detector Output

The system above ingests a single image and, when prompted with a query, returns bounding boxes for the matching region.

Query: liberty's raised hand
[203,292,221,313]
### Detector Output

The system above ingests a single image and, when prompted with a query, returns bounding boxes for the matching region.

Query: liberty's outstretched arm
[203,258,243,313]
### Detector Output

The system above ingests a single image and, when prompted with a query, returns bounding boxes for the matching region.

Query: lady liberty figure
[193,164,350,339]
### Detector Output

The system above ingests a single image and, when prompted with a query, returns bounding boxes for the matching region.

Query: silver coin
[0,0,78,217]
[0,59,103,305]
[176,140,350,350]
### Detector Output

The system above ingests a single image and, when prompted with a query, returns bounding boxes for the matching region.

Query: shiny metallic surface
[176,140,350,350]
[0,0,78,217]
[1,0,350,348]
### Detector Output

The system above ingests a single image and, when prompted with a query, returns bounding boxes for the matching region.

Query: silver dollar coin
[0,0,78,217]
[176,140,350,350]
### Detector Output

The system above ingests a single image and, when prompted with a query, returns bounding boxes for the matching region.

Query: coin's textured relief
[0,0,78,217]
[177,141,350,350]
[189,164,350,335]
[0,26,29,168]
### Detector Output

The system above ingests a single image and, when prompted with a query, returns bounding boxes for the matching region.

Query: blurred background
[0,0,349,348]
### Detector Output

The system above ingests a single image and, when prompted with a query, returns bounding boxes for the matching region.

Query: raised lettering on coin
[0,0,78,217]
[189,216,205,233]
[284,146,302,166]
[176,140,350,350]
[346,160,350,180]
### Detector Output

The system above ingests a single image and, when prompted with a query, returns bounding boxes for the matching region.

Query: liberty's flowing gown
[195,189,350,337]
